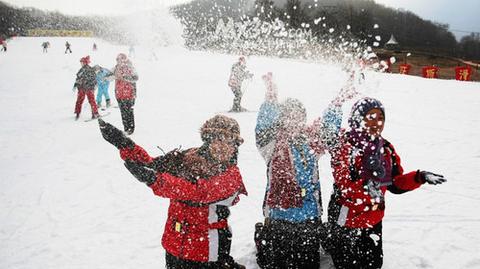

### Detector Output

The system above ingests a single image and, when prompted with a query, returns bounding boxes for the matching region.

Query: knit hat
[200,115,243,145]
[80,55,90,65]
[348,97,385,130]
[116,53,127,63]
[280,98,307,125]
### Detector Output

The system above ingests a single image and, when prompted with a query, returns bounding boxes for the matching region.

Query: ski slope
[1,36,480,269]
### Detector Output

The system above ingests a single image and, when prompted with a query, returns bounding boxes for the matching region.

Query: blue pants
[96,84,110,105]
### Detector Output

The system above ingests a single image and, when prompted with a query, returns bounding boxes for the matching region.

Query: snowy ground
[1,36,480,269]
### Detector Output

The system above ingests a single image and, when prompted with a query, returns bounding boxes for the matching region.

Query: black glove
[418,170,447,185]
[124,160,156,185]
[98,119,134,149]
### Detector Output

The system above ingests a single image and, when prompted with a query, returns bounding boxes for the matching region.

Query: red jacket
[114,62,138,100]
[329,135,422,228]
[119,145,247,262]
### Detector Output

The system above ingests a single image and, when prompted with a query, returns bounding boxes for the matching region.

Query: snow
[1,35,480,269]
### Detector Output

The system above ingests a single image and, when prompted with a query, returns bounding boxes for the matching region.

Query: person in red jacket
[322,97,447,269]
[74,56,99,120]
[98,115,247,269]
[113,53,138,135]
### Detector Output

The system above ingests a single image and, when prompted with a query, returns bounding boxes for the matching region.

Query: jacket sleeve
[149,166,245,204]
[255,101,281,162]
[119,144,154,165]
[309,103,343,154]
[387,144,423,194]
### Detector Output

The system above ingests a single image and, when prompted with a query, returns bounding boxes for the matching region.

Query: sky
[3,0,480,40]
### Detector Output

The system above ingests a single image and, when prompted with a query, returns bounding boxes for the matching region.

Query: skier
[113,53,138,135]
[42,41,49,53]
[228,56,253,112]
[1,39,6,52]
[94,65,112,109]
[322,97,447,269]
[73,56,99,120]
[65,41,72,54]
[98,115,247,269]
[92,43,97,51]
[254,72,353,268]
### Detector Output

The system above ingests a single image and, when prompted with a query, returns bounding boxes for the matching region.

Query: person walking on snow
[228,56,253,112]
[322,97,447,269]
[254,72,354,269]
[42,41,49,53]
[1,39,6,52]
[98,115,247,269]
[113,53,138,135]
[94,65,112,109]
[65,41,72,54]
[73,56,99,120]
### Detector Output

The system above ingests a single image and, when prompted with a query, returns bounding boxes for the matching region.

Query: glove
[124,160,156,185]
[418,170,447,185]
[98,119,135,149]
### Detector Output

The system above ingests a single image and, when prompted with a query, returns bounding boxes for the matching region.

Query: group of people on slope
[73,53,137,135]
[95,58,446,269]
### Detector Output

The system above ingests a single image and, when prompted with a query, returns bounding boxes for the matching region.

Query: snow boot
[106,99,111,108]
[92,113,100,119]
[75,113,80,120]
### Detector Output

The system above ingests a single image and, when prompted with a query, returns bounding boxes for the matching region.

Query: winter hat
[348,97,385,130]
[80,56,90,65]
[280,98,307,125]
[200,115,243,145]
[116,53,128,63]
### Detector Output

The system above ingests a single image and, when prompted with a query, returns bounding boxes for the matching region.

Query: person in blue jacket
[254,72,354,268]
[94,65,112,108]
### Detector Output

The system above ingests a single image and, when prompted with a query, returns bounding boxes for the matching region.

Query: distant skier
[113,53,138,135]
[92,43,97,51]
[98,115,247,269]
[65,41,72,54]
[42,41,50,53]
[1,40,6,52]
[128,45,135,58]
[94,65,112,109]
[322,97,447,269]
[73,56,99,120]
[228,56,253,112]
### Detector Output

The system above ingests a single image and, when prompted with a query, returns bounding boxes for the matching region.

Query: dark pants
[230,86,243,112]
[255,219,321,269]
[65,47,72,53]
[326,222,383,269]
[75,89,98,116]
[118,99,135,132]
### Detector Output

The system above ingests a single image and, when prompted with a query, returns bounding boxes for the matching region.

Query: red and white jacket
[328,135,422,228]
[119,145,247,263]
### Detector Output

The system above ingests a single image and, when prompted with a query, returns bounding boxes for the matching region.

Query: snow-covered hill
[1,36,479,269]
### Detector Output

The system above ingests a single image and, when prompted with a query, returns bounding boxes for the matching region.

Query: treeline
[172,0,480,60]
[0,1,130,44]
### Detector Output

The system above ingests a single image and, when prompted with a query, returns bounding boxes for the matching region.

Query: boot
[106,99,111,108]
[75,113,80,120]
[92,113,100,119]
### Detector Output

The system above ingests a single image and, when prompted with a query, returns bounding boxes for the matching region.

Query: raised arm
[255,73,281,161]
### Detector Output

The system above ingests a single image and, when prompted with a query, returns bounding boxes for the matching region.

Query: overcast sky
[4,0,479,39]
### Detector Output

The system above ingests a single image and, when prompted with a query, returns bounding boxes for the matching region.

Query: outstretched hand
[419,171,447,185]
[98,119,134,149]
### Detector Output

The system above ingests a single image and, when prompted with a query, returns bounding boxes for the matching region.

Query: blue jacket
[255,101,342,223]
[96,68,111,89]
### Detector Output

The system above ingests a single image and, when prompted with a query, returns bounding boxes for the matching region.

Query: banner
[399,64,411,75]
[455,66,472,81]
[422,66,439,79]
[27,29,93,37]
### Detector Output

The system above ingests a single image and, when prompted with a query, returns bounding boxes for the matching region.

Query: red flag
[399,64,411,75]
[422,66,439,79]
[455,66,472,81]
